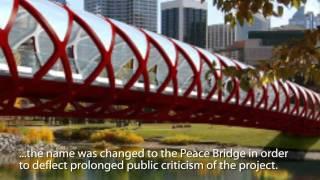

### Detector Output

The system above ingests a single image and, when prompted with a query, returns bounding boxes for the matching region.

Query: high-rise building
[84,0,158,32]
[161,0,207,48]
[249,27,305,46]
[289,7,320,29]
[207,24,235,52]
[224,27,305,66]
[50,0,66,4]
[235,14,270,41]
[317,14,320,28]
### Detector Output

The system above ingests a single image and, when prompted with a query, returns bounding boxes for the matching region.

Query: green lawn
[127,124,320,151]
[52,122,320,151]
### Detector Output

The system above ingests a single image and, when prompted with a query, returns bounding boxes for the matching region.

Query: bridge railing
[0,0,319,128]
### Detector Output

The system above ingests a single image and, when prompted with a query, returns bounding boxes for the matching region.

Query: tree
[204,0,306,26]
[203,0,320,91]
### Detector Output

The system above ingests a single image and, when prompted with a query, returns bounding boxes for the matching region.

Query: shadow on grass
[263,133,320,159]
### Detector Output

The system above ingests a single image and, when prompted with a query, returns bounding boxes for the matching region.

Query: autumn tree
[204,0,320,91]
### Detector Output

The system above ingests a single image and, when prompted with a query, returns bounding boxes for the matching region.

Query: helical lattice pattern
[0,0,319,135]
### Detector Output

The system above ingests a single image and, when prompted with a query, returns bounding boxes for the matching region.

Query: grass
[52,122,115,130]
[22,127,55,144]
[0,122,20,135]
[161,135,198,145]
[54,128,93,141]
[48,122,320,151]
[0,122,55,144]
[90,129,144,145]
[127,124,320,151]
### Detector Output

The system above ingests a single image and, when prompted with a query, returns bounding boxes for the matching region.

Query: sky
[68,0,320,28]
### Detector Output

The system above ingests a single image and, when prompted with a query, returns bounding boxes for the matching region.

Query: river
[0,153,319,180]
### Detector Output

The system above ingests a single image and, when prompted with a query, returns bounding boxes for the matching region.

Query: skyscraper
[207,24,235,52]
[50,0,66,4]
[84,0,158,32]
[289,6,320,29]
[161,0,207,48]
[235,14,270,41]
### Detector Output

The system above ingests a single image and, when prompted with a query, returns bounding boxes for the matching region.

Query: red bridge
[0,0,319,136]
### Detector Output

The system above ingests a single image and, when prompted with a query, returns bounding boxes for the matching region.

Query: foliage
[202,0,320,91]
[57,128,73,139]
[93,141,116,150]
[22,127,54,144]
[0,122,20,135]
[54,128,92,141]
[206,29,320,92]
[132,123,320,151]
[3,127,20,135]
[90,129,144,145]
[265,30,320,85]
[202,0,307,27]
[0,122,6,132]
[161,135,198,145]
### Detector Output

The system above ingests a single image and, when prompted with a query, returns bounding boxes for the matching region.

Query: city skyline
[68,0,320,28]
[84,0,158,32]
[0,3,319,180]
[161,0,207,47]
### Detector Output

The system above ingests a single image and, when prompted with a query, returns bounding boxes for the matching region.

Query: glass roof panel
[315,93,320,105]
[233,60,252,69]
[0,0,14,30]
[196,47,221,70]
[144,30,176,65]
[172,39,200,71]
[27,0,69,41]
[110,19,148,59]
[71,9,113,51]
[287,81,300,99]
[296,84,307,101]
[215,54,236,67]
[306,89,316,104]
[280,81,289,93]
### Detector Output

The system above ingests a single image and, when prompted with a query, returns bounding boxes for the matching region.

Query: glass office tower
[50,0,66,4]
[161,0,207,48]
[85,0,158,32]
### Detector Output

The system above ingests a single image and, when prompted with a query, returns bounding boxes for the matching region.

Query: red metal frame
[0,0,319,136]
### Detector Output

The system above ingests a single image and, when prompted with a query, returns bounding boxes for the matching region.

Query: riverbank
[0,133,66,154]
[55,140,320,161]
[0,135,319,161]
[1,123,320,161]
[51,123,320,151]
[130,124,320,151]
[52,123,320,161]
[139,141,320,161]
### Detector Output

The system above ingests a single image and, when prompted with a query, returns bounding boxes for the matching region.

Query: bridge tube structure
[0,0,319,135]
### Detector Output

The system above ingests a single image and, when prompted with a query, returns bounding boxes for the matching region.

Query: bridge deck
[0,0,319,136]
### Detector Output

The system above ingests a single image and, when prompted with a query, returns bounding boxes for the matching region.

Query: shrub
[93,141,116,150]
[54,128,73,140]
[161,135,198,145]
[38,127,54,143]
[4,127,20,135]
[90,129,144,145]
[22,128,39,144]
[54,128,93,141]
[22,127,55,144]
[0,122,20,135]
[0,122,6,132]
[61,128,73,139]
[72,129,92,140]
